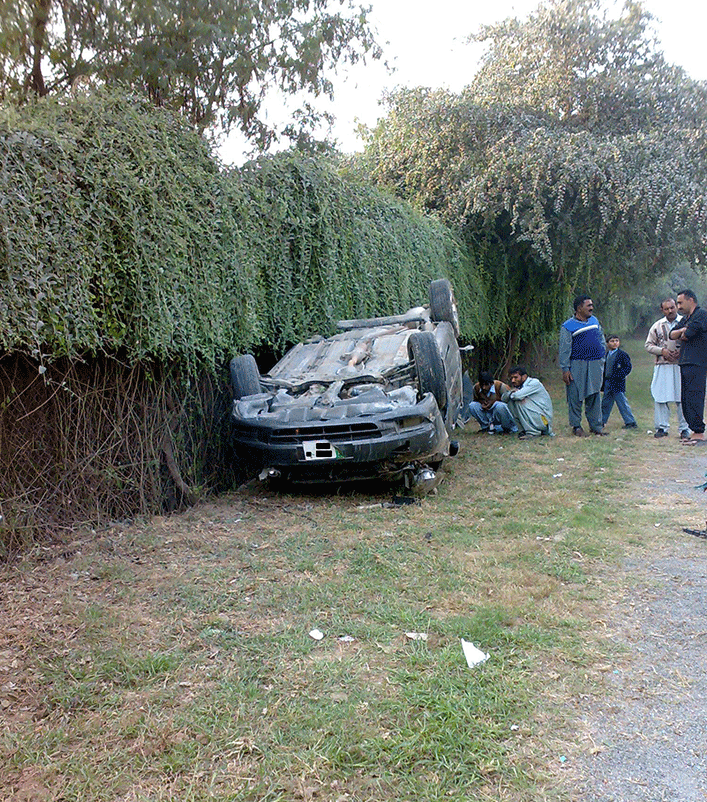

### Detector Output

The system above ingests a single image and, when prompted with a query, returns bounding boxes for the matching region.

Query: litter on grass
[694,472,707,492]
[461,639,489,667]
[405,632,429,641]
[309,629,324,640]
[338,635,355,643]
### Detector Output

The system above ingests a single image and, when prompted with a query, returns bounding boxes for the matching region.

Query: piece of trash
[694,472,707,492]
[647,430,653,434]
[338,635,355,643]
[391,495,417,506]
[559,755,567,764]
[557,458,565,462]
[553,473,563,478]
[510,724,520,731]
[461,638,489,667]
[405,632,429,641]
[655,523,661,527]
[309,629,324,640]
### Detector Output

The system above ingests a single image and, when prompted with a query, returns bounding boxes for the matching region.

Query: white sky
[219,0,707,164]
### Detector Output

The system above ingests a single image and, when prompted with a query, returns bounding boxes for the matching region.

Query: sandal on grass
[682,438,707,445]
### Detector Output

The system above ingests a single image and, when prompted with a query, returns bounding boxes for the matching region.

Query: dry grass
[2,338,704,801]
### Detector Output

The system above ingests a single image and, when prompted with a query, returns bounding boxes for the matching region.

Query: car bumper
[231,393,449,481]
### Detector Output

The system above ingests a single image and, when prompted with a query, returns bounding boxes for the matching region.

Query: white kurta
[651,364,681,403]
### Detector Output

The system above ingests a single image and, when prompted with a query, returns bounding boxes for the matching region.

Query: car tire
[230,354,262,399]
[429,278,460,337]
[408,331,447,412]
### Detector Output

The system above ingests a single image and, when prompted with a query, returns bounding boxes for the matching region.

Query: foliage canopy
[470,0,707,134]
[361,0,707,354]
[0,90,486,371]
[0,0,382,146]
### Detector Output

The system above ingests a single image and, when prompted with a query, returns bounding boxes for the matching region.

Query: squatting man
[467,371,517,434]
[502,366,554,439]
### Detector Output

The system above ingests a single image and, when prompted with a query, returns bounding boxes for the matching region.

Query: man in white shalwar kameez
[644,298,688,439]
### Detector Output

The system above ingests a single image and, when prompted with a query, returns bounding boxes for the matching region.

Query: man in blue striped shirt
[559,295,607,437]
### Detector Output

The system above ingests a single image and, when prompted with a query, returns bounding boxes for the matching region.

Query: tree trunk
[29,0,52,96]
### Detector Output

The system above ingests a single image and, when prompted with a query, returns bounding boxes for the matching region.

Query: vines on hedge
[0,91,486,367]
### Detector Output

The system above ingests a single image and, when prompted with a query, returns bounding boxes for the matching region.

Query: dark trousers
[680,363,707,434]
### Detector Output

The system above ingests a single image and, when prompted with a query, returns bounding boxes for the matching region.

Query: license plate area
[302,440,338,461]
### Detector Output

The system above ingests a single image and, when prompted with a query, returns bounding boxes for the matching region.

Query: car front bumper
[231,393,449,482]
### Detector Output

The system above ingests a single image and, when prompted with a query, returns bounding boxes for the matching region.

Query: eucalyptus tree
[362,0,707,359]
[0,0,381,146]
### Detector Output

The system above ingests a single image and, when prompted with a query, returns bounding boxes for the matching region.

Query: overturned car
[229,279,465,490]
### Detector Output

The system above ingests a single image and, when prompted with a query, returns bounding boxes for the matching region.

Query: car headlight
[398,416,426,429]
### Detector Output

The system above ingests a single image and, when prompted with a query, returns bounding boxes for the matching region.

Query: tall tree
[361,0,707,362]
[470,0,707,132]
[0,0,381,146]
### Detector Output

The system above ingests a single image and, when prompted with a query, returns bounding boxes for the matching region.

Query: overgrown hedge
[0,91,488,553]
[0,91,487,368]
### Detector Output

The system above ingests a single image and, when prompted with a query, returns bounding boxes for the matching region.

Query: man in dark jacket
[602,336,637,428]
[670,289,707,443]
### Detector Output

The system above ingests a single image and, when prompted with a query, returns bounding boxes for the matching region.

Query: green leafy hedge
[0,91,488,373]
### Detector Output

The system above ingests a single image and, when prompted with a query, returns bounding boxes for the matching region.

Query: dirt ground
[572,444,707,801]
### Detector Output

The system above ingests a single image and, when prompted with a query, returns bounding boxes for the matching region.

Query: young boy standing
[602,336,637,428]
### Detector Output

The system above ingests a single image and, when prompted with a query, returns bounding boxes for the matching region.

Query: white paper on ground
[405,632,428,641]
[309,629,324,640]
[461,638,489,667]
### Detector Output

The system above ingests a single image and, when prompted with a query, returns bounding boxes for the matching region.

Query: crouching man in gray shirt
[502,366,554,439]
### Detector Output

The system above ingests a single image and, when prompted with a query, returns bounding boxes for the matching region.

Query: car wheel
[429,278,460,337]
[230,354,262,399]
[408,331,447,412]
